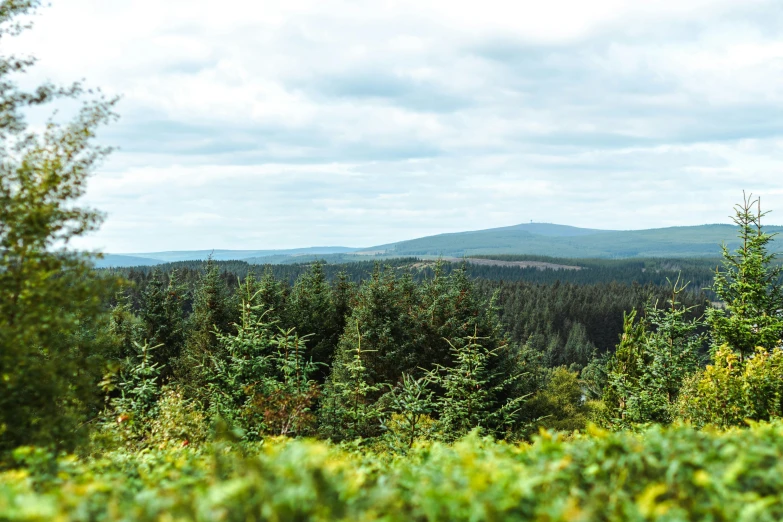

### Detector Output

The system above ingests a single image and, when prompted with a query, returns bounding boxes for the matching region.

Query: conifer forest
[4,1,783,520]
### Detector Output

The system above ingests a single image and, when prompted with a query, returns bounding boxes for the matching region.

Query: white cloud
[7,0,783,251]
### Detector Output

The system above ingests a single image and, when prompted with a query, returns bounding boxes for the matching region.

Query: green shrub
[675,346,783,428]
[5,421,783,520]
[525,367,589,433]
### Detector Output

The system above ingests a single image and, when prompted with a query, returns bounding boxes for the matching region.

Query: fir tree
[707,193,783,359]
[319,319,386,441]
[288,262,339,379]
[139,269,186,379]
[604,278,703,425]
[380,373,435,451]
[428,328,528,441]
[176,258,234,397]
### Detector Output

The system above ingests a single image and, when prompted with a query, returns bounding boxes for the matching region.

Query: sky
[8,0,783,252]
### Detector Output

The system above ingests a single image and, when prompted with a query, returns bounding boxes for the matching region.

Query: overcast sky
[10,0,783,252]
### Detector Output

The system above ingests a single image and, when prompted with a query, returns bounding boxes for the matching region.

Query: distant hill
[102,247,359,267]
[500,223,611,237]
[95,255,166,268]
[97,223,783,268]
[357,223,783,259]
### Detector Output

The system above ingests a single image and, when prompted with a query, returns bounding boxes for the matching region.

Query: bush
[675,346,783,428]
[524,367,589,433]
[5,421,783,520]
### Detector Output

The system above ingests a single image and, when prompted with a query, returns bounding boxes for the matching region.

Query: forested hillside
[362,222,783,258]
[99,223,783,267]
[107,255,725,288]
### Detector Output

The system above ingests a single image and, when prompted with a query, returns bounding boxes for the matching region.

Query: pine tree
[139,269,186,379]
[604,278,703,425]
[176,258,234,397]
[261,328,320,436]
[101,341,163,442]
[333,271,355,331]
[203,275,320,438]
[380,373,435,451]
[288,262,339,379]
[330,264,420,390]
[428,328,527,441]
[319,318,386,441]
[561,322,596,371]
[707,193,783,359]
[255,267,289,326]
[206,273,275,435]
[107,293,143,360]
[601,310,647,421]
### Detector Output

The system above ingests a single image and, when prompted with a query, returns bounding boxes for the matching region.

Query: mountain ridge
[97,222,783,267]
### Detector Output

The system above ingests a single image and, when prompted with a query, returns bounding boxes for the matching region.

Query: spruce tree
[381,373,435,451]
[176,258,234,397]
[561,322,596,371]
[604,279,703,425]
[319,318,386,441]
[205,274,271,433]
[707,193,783,359]
[288,262,339,379]
[330,264,420,390]
[332,271,355,333]
[107,293,143,360]
[427,328,527,441]
[255,267,289,326]
[139,269,186,379]
[102,341,163,443]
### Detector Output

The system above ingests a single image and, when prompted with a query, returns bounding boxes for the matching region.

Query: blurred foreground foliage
[4,421,783,521]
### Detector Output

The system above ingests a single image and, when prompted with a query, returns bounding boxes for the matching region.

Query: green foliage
[145,387,209,448]
[380,373,436,452]
[483,277,707,357]
[330,265,421,389]
[254,267,289,325]
[707,193,783,358]
[200,276,320,439]
[0,0,118,456]
[603,281,703,426]
[260,328,320,437]
[427,329,528,441]
[139,269,186,379]
[544,322,597,371]
[320,318,387,441]
[176,258,235,396]
[525,367,590,433]
[287,262,342,379]
[106,293,143,360]
[671,197,783,429]
[7,422,783,520]
[675,346,783,429]
[100,341,162,444]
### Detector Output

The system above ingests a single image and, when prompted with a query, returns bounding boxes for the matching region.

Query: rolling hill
[356,223,783,259]
[98,222,783,267]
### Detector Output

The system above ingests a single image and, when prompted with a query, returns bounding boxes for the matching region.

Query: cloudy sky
[10,0,783,252]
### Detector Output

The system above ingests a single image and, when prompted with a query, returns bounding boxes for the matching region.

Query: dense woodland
[4,2,783,519]
[110,254,724,289]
